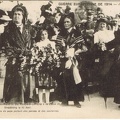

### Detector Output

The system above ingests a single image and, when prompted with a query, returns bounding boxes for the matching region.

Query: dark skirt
[101,56,120,104]
[3,61,22,103]
[109,59,120,104]
[37,72,57,89]
[3,58,31,103]
[96,51,115,97]
[54,67,84,102]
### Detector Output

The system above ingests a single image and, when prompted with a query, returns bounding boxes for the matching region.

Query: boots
[74,101,81,108]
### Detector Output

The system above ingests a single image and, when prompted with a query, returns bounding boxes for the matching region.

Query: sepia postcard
[0,0,120,119]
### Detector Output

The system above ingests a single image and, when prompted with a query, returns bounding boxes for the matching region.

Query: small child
[32,29,56,104]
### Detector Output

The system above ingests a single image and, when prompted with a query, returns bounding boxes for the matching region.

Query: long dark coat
[105,29,120,103]
[0,22,36,103]
[54,28,85,102]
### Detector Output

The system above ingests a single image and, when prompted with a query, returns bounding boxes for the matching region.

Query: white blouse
[94,30,115,44]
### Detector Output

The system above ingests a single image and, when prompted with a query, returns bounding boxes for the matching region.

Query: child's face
[41,30,48,40]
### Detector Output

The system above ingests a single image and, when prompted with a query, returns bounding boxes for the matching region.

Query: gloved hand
[65,59,72,69]
[65,48,75,58]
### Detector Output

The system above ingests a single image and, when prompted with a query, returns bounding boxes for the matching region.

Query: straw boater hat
[97,17,108,25]
[0,9,12,21]
[0,15,12,21]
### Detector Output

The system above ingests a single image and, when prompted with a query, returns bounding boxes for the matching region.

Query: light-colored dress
[31,39,57,89]
[36,39,56,50]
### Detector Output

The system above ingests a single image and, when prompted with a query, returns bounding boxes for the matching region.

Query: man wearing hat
[111,18,119,32]
[64,6,71,15]
[80,11,96,89]
[103,21,120,107]
[40,1,53,18]
[0,4,36,104]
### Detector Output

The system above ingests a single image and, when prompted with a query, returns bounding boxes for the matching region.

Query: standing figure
[81,12,96,87]
[0,10,12,101]
[56,13,87,108]
[31,29,57,103]
[105,25,120,107]
[0,4,36,103]
[94,18,115,96]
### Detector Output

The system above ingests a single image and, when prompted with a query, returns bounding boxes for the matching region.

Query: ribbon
[72,57,82,84]
[65,56,82,84]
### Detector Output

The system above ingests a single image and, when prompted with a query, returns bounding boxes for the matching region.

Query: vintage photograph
[0,0,120,118]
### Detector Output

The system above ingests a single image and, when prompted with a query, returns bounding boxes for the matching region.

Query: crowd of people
[0,1,120,108]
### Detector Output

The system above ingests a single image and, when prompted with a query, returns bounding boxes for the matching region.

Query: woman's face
[13,10,23,24]
[64,17,73,30]
[41,30,48,40]
[99,22,107,30]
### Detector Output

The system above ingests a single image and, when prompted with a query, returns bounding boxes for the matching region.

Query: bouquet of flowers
[31,43,58,72]
[30,43,59,88]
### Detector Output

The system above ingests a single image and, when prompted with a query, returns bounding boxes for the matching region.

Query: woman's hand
[109,48,115,53]
[75,45,87,55]
[99,42,107,51]
[75,49,82,55]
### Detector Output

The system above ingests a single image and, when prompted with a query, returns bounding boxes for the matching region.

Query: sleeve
[105,31,119,50]
[74,30,87,54]
[105,39,116,50]
[55,32,66,53]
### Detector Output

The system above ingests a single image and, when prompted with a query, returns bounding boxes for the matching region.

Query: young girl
[31,29,56,104]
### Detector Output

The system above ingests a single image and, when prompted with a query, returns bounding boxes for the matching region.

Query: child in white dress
[31,29,56,104]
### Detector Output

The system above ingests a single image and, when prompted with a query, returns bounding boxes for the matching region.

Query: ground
[0,78,120,119]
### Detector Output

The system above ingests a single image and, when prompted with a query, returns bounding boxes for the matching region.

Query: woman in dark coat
[0,4,36,103]
[93,18,115,97]
[55,13,87,108]
[105,26,120,106]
